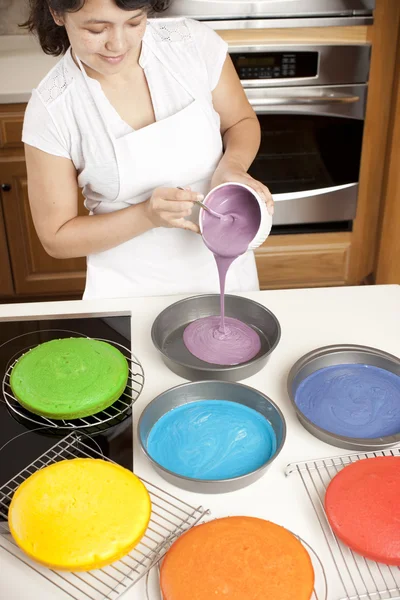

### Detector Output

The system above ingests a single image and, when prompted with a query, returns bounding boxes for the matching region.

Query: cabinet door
[0,104,25,150]
[0,195,14,297]
[0,158,86,296]
[255,232,352,289]
[375,18,400,284]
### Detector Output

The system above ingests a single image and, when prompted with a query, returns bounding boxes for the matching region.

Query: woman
[23,0,274,299]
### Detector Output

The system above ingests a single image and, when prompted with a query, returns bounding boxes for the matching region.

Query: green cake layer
[10,338,129,420]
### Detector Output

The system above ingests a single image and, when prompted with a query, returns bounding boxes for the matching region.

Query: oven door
[245,84,367,227]
[164,0,375,21]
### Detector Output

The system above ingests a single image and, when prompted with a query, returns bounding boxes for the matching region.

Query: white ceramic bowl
[199,182,272,251]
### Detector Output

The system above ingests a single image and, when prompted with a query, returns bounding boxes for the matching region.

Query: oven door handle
[271,184,357,202]
[248,94,360,107]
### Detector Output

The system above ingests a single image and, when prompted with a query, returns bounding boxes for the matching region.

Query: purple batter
[183,185,262,365]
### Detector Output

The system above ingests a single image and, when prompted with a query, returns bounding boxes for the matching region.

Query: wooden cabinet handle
[1,184,11,192]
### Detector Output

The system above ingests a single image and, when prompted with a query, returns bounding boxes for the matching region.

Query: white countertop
[0,35,59,104]
[1,284,400,600]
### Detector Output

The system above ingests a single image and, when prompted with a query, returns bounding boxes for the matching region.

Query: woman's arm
[211,56,274,215]
[25,145,201,260]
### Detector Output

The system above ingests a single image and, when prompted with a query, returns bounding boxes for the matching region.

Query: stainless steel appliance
[163,0,375,29]
[231,43,371,231]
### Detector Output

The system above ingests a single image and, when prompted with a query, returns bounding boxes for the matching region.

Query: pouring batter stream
[183,185,262,365]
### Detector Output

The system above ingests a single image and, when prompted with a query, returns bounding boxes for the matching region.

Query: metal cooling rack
[286,448,400,600]
[144,527,328,600]
[0,432,209,600]
[2,335,144,430]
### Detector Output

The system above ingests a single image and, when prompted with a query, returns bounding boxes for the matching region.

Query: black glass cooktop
[0,314,133,490]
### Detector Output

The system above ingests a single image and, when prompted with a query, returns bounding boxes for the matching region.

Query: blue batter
[295,364,400,438]
[146,400,277,480]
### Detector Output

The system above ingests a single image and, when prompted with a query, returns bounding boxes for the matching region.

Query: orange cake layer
[160,516,315,600]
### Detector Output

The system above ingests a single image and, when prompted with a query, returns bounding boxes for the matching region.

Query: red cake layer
[325,456,400,566]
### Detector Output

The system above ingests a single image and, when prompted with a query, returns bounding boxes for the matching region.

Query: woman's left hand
[211,163,274,216]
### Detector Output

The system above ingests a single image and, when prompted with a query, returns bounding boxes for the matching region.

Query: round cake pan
[288,344,400,451]
[151,294,281,381]
[138,380,286,493]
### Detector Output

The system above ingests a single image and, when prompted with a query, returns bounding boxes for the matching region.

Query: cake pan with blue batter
[288,344,400,450]
[138,381,286,493]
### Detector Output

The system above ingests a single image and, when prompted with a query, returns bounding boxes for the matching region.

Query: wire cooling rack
[2,334,144,431]
[286,448,400,600]
[144,526,328,600]
[0,433,209,600]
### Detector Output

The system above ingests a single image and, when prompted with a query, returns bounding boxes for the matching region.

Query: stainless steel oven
[229,43,371,232]
[164,0,375,29]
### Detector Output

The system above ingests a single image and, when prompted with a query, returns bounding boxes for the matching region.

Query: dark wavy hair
[21,0,171,56]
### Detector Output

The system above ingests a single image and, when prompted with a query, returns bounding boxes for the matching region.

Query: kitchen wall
[0,0,29,35]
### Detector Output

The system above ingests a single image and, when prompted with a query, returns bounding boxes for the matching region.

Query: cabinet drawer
[0,105,26,149]
[255,232,352,289]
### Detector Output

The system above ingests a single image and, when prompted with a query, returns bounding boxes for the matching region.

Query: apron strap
[74,52,116,141]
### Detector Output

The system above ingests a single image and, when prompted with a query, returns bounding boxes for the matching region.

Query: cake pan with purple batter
[151,294,281,382]
[287,344,400,451]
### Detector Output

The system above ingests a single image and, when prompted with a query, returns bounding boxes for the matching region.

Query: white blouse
[22,18,228,213]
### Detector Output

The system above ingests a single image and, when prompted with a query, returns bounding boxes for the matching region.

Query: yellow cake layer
[8,458,152,571]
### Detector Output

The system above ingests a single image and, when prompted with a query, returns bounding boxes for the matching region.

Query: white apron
[77,37,259,299]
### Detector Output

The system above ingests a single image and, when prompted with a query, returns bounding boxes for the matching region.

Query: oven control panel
[231,52,319,80]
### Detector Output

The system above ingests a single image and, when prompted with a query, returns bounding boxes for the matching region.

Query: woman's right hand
[145,187,203,233]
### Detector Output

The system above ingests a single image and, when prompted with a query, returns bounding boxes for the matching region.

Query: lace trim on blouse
[37,62,73,105]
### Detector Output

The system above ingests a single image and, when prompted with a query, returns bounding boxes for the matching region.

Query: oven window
[249,115,364,194]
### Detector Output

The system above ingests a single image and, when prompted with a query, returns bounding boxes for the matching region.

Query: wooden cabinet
[0,196,14,297]
[255,233,351,289]
[0,104,25,150]
[0,104,86,298]
[374,23,400,283]
[346,0,400,284]
[0,157,86,296]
